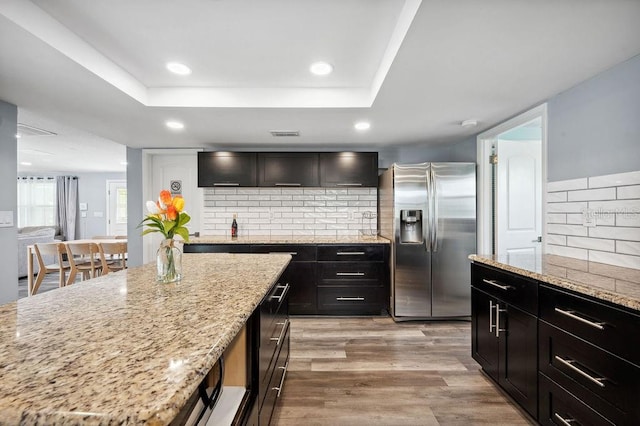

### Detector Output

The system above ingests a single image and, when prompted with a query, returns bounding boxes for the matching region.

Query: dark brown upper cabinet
[257,153,319,187]
[319,152,379,187]
[197,152,257,187]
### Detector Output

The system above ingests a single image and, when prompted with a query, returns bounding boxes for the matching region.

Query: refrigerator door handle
[424,169,431,252]
[429,167,438,252]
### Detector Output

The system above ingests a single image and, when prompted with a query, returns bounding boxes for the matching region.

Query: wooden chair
[32,242,70,296]
[65,242,105,285]
[98,241,127,274]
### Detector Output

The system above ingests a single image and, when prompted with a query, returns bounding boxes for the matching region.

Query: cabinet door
[284,262,317,315]
[257,153,319,187]
[197,151,257,187]
[471,288,499,381]
[319,152,378,187]
[499,304,538,418]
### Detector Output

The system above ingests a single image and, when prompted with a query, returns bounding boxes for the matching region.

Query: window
[17,177,56,227]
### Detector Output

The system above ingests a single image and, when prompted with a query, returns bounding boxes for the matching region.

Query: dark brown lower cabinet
[471,287,538,418]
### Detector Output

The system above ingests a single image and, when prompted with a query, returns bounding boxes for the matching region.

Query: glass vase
[156,239,182,283]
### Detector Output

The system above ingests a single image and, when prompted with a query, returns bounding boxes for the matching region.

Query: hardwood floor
[272,317,534,426]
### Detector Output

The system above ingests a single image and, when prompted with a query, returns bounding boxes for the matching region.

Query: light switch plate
[0,210,14,227]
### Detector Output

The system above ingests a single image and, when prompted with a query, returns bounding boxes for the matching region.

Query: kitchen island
[469,253,640,425]
[0,253,291,425]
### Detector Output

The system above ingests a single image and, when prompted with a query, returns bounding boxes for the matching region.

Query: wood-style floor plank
[272,317,534,426]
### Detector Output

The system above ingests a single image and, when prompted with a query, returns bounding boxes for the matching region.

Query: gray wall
[76,172,126,239]
[379,137,477,169]
[0,100,18,304]
[126,147,143,267]
[548,54,640,181]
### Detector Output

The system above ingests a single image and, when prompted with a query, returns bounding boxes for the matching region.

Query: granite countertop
[470,254,640,312]
[188,235,391,245]
[0,253,291,425]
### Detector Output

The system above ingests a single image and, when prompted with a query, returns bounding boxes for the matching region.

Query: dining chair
[32,242,70,296]
[98,241,127,274]
[65,242,105,285]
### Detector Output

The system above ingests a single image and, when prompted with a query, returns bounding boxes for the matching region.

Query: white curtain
[16,177,56,227]
[56,176,79,241]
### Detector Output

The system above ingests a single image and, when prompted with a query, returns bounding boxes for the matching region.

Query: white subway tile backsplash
[588,170,640,188]
[547,178,588,192]
[617,185,640,200]
[567,188,616,202]
[547,170,640,270]
[617,241,640,256]
[566,236,615,252]
[547,224,588,237]
[547,192,568,202]
[589,250,640,270]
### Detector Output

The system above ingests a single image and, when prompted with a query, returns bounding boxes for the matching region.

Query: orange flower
[159,190,172,206]
[172,195,185,212]
[166,204,178,220]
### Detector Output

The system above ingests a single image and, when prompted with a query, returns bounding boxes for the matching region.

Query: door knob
[532,236,542,243]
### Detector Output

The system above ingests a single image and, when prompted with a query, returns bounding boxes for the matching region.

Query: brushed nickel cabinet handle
[337,183,363,186]
[212,183,240,186]
[489,300,495,333]
[337,251,365,255]
[554,308,605,330]
[269,252,298,256]
[495,303,507,338]
[270,318,289,346]
[272,361,289,397]
[482,279,511,291]
[336,272,365,276]
[553,413,578,426]
[554,355,606,388]
[269,283,290,302]
[336,297,365,301]
[275,183,301,186]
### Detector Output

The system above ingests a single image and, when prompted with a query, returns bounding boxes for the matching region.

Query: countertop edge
[469,255,640,313]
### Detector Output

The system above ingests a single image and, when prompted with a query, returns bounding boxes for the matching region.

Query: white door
[146,153,201,262]
[496,139,542,256]
[107,180,127,236]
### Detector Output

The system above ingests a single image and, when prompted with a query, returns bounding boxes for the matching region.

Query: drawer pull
[337,251,365,255]
[482,279,511,291]
[212,182,240,186]
[272,361,289,397]
[554,356,606,388]
[336,297,365,301]
[270,318,289,346]
[269,283,290,303]
[275,183,302,186]
[554,308,605,330]
[336,272,365,276]
[553,413,579,426]
[269,252,298,256]
[336,183,363,186]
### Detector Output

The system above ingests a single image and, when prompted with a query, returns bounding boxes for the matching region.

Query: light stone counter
[0,253,291,425]
[188,235,390,245]
[470,254,640,312]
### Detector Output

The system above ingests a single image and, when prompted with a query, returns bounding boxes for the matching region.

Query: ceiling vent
[270,130,300,137]
[17,123,57,137]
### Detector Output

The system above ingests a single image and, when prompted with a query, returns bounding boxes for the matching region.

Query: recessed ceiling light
[166,62,192,75]
[310,61,333,76]
[461,119,478,128]
[165,120,185,130]
[354,121,371,131]
[20,162,32,166]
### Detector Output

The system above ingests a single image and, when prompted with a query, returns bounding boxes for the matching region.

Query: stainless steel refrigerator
[378,163,476,320]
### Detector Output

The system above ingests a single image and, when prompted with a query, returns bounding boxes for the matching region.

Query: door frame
[476,103,548,255]
[106,179,127,236]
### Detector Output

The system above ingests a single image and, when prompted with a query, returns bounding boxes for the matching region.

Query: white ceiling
[2,0,640,173]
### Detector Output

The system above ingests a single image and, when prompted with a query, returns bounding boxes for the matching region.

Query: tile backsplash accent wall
[546,170,640,270]
[202,187,378,237]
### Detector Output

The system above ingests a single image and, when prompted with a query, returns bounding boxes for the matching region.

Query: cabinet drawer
[250,244,316,261]
[183,243,251,253]
[259,322,290,419]
[539,373,619,426]
[317,245,384,261]
[539,321,639,423]
[539,285,640,366]
[317,286,386,315]
[471,263,538,314]
[317,262,383,284]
